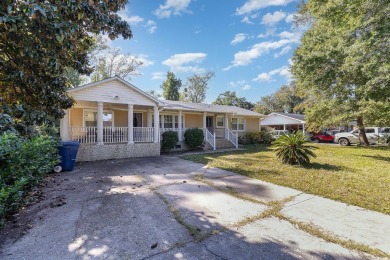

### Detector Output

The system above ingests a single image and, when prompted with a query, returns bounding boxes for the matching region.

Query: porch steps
[205,138,236,150]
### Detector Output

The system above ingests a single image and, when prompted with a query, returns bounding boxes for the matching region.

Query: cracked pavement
[0,156,389,259]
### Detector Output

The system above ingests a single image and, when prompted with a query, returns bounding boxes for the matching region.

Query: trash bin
[58,141,80,171]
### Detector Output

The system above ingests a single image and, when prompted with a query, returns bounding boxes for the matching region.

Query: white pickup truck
[334,127,390,146]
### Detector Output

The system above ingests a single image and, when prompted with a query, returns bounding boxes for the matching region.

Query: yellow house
[60,76,263,161]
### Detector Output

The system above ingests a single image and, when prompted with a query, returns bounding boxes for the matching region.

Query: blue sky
[108,0,303,104]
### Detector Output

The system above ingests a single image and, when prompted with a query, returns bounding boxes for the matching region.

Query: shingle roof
[274,113,305,122]
[162,100,264,117]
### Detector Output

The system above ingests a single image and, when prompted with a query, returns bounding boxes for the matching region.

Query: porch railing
[103,127,128,143]
[69,127,155,144]
[69,127,97,144]
[134,127,154,142]
[205,128,216,150]
[226,128,238,148]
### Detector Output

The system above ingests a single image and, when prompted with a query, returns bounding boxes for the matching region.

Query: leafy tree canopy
[0,0,132,135]
[213,91,254,110]
[254,81,303,115]
[161,71,181,101]
[182,72,214,103]
[291,0,390,144]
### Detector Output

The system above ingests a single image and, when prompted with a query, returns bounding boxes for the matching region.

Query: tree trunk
[357,116,369,146]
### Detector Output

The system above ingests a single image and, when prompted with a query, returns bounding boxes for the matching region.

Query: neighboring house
[261,113,306,133]
[60,76,263,162]
[260,112,357,134]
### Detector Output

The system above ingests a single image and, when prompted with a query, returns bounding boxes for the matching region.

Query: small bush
[161,131,178,152]
[184,128,204,150]
[272,132,317,165]
[0,133,60,225]
[259,129,274,144]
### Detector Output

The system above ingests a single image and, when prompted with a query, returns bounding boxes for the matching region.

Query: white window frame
[231,117,245,132]
[216,115,224,128]
[153,113,184,129]
[83,109,114,127]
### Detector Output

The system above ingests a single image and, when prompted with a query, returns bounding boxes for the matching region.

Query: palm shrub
[272,132,317,165]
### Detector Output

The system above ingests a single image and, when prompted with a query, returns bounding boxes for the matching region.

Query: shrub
[161,131,178,152]
[259,129,274,144]
[184,128,204,150]
[0,133,59,225]
[272,132,317,165]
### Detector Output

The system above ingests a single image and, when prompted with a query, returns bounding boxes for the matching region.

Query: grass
[183,144,390,215]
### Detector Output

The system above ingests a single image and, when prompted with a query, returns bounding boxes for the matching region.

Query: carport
[260,112,306,133]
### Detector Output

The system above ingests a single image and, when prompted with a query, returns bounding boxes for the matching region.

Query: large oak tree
[0,0,132,134]
[292,0,390,145]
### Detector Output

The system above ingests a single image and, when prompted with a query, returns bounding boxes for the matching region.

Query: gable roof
[68,76,162,105]
[262,112,305,123]
[163,100,263,117]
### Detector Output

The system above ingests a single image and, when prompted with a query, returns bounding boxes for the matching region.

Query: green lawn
[183,145,390,215]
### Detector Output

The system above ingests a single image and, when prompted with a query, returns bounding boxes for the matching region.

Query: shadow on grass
[357,155,390,163]
[302,162,346,172]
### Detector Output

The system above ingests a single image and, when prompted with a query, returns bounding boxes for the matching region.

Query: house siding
[70,108,83,127]
[70,80,157,106]
[246,118,260,132]
[185,114,203,129]
[114,110,127,127]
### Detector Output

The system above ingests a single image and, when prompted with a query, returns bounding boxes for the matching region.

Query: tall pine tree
[161,72,181,100]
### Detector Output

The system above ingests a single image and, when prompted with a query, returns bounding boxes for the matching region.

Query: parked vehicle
[311,132,335,143]
[334,127,390,146]
[270,130,289,140]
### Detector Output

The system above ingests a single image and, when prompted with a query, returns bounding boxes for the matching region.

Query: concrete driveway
[0,156,389,259]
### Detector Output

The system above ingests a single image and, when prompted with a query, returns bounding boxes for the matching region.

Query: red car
[311,132,335,143]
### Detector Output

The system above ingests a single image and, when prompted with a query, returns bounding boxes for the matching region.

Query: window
[84,110,113,127]
[231,118,245,131]
[174,115,184,129]
[164,115,173,128]
[365,128,375,134]
[216,116,224,128]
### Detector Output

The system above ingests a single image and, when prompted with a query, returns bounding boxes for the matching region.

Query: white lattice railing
[134,127,154,142]
[205,128,216,150]
[226,128,238,148]
[69,127,97,144]
[103,127,128,143]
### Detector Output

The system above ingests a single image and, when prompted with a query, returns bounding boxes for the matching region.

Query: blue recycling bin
[59,141,80,171]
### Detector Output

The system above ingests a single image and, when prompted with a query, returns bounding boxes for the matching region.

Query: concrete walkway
[0,156,389,259]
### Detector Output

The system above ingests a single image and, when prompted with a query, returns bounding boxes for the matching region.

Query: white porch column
[161,114,165,132]
[128,104,134,144]
[147,109,152,127]
[203,112,207,140]
[153,106,159,143]
[97,102,104,145]
[283,124,286,131]
[224,113,229,137]
[302,124,305,134]
[178,110,183,141]
[60,109,69,141]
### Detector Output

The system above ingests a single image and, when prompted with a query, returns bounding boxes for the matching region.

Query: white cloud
[154,0,192,19]
[152,72,165,80]
[134,54,154,68]
[242,84,253,90]
[119,13,144,25]
[285,13,295,23]
[274,46,292,58]
[229,80,247,88]
[146,20,157,34]
[253,65,292,82]
[231,33,247,45]
[241,16,254,24]
[236,0,295,15]
[261,11,286,26]
[162,53,207,73]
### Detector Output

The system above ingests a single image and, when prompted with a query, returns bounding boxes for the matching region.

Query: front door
[206,116,214,133]
[133,113,142,127]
